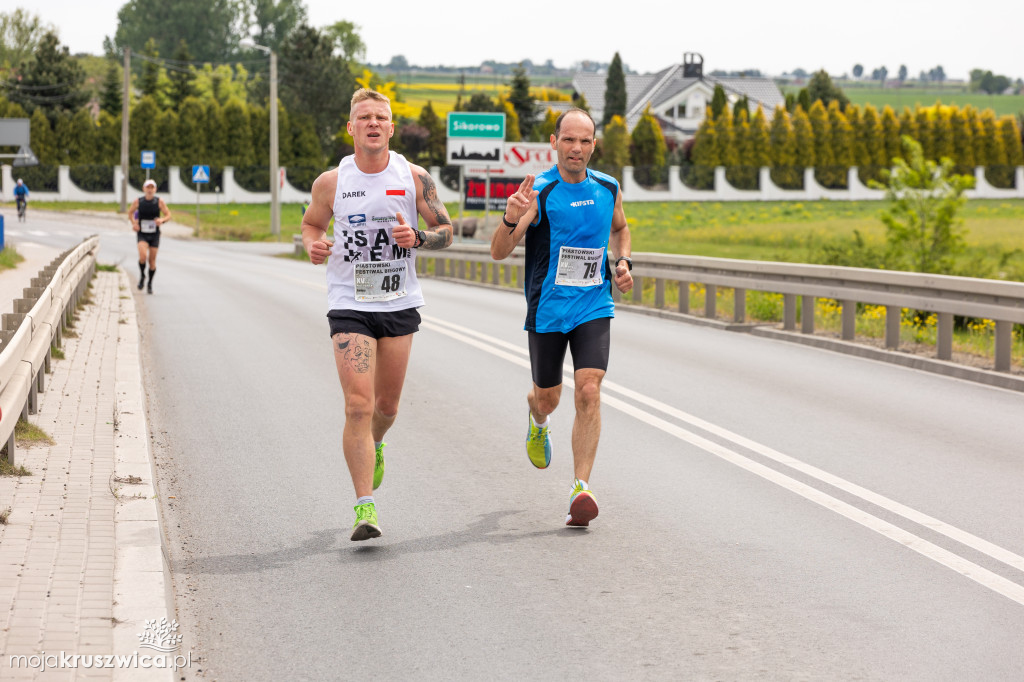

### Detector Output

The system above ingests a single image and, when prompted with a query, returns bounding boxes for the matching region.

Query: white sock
[356,496,374,506]
[374,441,382,450]
[531,414,549,429]
[573,479,589,491]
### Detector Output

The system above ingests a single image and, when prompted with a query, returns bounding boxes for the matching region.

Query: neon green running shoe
[373,442,386,490]
[351,502,382,541]
[565,480,598,527]
[525,414,551,469]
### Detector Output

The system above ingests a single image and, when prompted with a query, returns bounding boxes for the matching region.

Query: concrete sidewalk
[0,247,179,680]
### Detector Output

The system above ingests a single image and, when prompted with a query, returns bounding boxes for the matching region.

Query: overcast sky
[24,0,1024,80]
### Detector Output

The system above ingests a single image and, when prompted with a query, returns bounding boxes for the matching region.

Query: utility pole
[120,48,130,212]
[269,50,280,239]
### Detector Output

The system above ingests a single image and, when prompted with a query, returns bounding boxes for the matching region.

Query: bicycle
[16,197,26,222]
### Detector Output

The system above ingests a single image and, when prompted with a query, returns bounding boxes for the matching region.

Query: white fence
[5,164,1022,205]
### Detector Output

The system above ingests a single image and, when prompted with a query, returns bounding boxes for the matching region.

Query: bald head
[554,108,596,139]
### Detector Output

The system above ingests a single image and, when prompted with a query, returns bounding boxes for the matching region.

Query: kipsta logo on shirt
[342,191,366,198]
[348,214,366,225]
[570,200,595,208]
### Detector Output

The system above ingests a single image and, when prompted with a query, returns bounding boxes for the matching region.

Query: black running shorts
[528,316,611,389]
[327,308,421,339]
[137,231,161,248]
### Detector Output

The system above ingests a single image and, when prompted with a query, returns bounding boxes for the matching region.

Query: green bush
[69,165,115,192]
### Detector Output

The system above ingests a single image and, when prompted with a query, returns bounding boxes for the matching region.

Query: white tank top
[326,151,424,311]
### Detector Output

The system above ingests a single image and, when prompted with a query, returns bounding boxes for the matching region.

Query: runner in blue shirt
[491,107,633,527]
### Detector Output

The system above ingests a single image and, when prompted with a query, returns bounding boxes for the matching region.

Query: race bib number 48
[354,261,408,302]
[555,246,605,287]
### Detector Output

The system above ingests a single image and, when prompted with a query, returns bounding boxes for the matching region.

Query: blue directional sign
[192,165,210,184]
[141,150,156,169]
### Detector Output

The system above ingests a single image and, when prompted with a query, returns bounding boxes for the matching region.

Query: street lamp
[240,37,280,239]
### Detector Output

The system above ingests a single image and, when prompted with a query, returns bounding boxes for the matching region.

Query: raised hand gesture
[504,175,538,227]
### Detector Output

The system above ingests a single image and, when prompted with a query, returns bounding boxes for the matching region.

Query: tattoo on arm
[334,335,373,374]
[417,172,453,250]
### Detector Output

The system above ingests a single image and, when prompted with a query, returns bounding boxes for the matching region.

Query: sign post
[446,112,505,241]
[141,150,156,181]
[192,165,210,236]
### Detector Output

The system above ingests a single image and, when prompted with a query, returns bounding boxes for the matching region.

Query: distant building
[572,53,785,142]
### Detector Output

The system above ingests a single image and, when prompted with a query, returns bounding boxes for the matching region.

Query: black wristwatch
[615,256,633,271]
[413,230,426,248]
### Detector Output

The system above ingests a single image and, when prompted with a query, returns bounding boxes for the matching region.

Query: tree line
[688,84,1024,192]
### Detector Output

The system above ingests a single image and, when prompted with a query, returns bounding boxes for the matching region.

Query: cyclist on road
[301,88,454,542]
[491,107,634,528]
[128,179,171,294]
[13,179,29,221]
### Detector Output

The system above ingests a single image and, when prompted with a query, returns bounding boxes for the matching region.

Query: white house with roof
[572,54,785,142]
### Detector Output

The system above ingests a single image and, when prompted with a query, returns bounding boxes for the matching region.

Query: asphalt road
[12,216,1024,680]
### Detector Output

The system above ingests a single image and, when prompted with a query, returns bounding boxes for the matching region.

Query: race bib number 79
[555,246,605,287]
[354,261,408,302]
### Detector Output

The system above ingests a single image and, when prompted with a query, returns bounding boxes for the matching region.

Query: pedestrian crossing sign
[192,165,210,183]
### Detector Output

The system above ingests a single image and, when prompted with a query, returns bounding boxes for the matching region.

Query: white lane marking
[422,313,1024,575]
[421,315,1024,607]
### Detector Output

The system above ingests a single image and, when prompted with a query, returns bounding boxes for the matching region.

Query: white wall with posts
[4,164,1023,204]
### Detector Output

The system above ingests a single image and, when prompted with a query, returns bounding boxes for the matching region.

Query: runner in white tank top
[300,88,454,541]
[326,150,424,311]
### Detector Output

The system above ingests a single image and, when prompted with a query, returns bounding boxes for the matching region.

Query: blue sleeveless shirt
[523,165,619,333]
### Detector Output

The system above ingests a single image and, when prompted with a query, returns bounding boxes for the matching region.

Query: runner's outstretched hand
[504,175,538,227]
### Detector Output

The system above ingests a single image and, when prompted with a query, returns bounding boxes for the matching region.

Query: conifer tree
[845,105,864,181]
[130,96,161,166]
[747,106,772,188]
[827,100,853,188]
[68,108,97,165]
[100,62,122,116]
[768,106,798,188]
[536,108,559,140]
[203,100,224,165]
[879,105,902,166]
[600,115,630,182]
[221,98,254,168]
[993,115,1024,187]
[859,104,886,184]
[709,84,728,121]
[914,106,934,161]
[932,105,955,164]
[29,107,56,164]
[95,111,121,165]
[155,109,180,166]
[508,64,535,139]
[690,116,719,189]
[140,38,161,98]
[950,106,975,176]
[417,101,446,167]
[791,106,815,177]
[168,39,196,105]
[630,104,667,186]
[52,111,74,165]
[728,108,754,189]
[602,52,626,125]
[899,107,918,146]
[177,97,207,167]
[809,101,836,187]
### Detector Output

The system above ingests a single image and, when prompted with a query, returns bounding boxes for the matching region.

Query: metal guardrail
[0,236,99,465]
[416,244,1024,375]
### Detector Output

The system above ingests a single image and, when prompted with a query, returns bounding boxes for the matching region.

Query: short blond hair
[350,88,391,112]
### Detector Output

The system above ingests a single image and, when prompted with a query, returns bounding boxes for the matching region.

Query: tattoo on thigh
[335,334,373,373]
